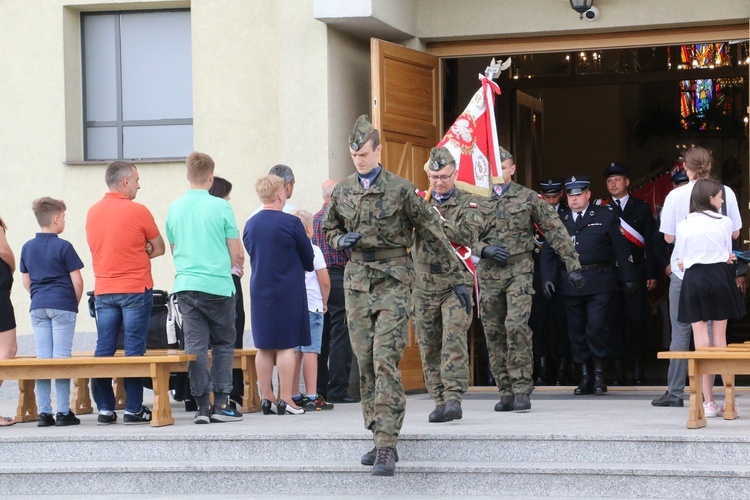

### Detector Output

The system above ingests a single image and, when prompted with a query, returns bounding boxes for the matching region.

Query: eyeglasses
[428,170,456,182]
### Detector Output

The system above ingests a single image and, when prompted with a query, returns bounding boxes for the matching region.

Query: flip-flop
[0,416,16,426]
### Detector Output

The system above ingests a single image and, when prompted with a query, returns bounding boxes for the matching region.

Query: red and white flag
[436,74,503,197]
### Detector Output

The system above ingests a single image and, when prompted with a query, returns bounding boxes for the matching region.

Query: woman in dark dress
[0,215,18,426]
[243,175,314,415]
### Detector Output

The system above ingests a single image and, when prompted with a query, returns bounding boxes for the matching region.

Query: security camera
[584,6,600,21]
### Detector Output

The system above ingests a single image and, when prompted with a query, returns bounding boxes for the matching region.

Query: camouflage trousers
[412,279,471,404]
[479,271,535,396]
[345,276,409,448]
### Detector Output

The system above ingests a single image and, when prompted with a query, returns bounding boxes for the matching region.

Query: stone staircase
[1,430,750,497]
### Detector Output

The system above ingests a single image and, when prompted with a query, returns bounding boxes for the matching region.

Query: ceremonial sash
[619,218,645,249]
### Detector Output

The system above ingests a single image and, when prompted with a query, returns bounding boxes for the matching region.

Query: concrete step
[3,433,750,465]
[0,459,749,498]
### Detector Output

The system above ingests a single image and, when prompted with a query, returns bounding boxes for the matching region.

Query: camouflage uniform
[474,181,580,397]
[411,187,481,404]
[323,169,464,448]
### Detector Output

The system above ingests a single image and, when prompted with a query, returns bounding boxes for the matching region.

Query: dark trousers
[319,269,353,401]
[231,274,245,404]
[564,292,613,363]
[609,285,649,358]
[529,291,570,358]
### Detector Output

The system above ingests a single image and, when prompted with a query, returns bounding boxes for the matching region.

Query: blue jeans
[176,291,236,407]
[30,308,76,414]
[92,289,152,413]
[297,311,324,354]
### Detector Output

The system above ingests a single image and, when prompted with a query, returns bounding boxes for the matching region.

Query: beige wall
[1,0,332,335]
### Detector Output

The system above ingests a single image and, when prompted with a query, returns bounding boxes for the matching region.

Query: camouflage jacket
[411,188,482,288]
[322,168,464,291]
[473,181,581,279]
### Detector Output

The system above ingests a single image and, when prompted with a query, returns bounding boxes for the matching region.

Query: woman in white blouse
[676,178,745,418]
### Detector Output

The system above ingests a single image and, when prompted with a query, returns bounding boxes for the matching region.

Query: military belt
[580,262,609,272]
[351,247,408,263]
[505,251,533,265]
[414,262,447,274]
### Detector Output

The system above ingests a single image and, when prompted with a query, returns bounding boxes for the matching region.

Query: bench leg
[16,380,38,423]
[723,374,738,420]
[150,364,174,427]
[73,378,93,415]
[240,354,260,413]
[687,359,707,429]
[113,378,126,410]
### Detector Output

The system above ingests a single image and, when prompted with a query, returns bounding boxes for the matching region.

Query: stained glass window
[678,43,736,129]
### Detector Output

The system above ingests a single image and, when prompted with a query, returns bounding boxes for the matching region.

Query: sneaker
[719,401,740,418]
[55,411,80,427]
[193,407,211,424]
[123,406,152,425]
[210,404,243,423]
[703,401,718,418]
[302,395,334,411]
[97,412,117,426]
[38,412,55,427]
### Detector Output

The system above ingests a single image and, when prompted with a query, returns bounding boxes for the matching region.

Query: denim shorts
[297,311,323,354]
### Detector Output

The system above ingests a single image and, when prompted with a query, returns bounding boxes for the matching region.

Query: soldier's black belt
[414,262,447,274]
[580,262,610,272]
[351,247,408,262]
[505,251,533,265]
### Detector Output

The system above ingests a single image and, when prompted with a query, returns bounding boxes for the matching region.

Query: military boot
[371,447,397,476]
[594,358,608,395]
[361,447,399,466]
[574,361,592,395]
[428,403,447,423]
[444,399,463,421]
[494,395,514,411]
[534,357,552,386]
[612,358,626,386]
[633,357,645,386]
[555,357,568,386]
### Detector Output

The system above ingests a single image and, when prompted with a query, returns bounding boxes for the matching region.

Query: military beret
[672,169,688,184]
[499,146,514,162]
[604,162,630,178]
[349,115,376,152]
[539,177,564,194]
[564,175,591,195]
[427,147,455,171]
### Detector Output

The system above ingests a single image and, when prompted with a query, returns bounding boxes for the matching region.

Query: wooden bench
[657,348,749,429]
[79,348,260,415]
[4,352,193,427]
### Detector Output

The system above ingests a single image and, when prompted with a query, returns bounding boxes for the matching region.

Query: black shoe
[193,407,211,424]
[55,411,80,426]
[261,399,276,415]
[97,412,117,426]
[361,447,399,466]
[555,357,569,386]
[594,358,608,395]
[184,398,198,412]
[513,394,531,412]
[612,359,626,386]
[633,358,645,386]
[494,395,514,412]
[574,362,592,395]
[38,412,55,427]
[371,447,397,476]
[651,391,684,407]
[428,403,447,423]
[444,399,463,421]
[210,404,243,423]
[124,406,152,425]
[328,395,360,403]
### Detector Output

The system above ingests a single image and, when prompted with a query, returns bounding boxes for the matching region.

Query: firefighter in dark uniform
[597,162,657,385]
[529,178,571,385]
[543,176,636,395]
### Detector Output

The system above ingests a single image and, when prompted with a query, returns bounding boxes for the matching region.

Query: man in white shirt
[250,164,297,217]
[652,146,742,407]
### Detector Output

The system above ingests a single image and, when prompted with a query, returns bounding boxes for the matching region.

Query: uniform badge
[350,142,359,151]
[628,255,634,263]
[564,214,569,220]
[589,210,595,217]
[571,235,577,245]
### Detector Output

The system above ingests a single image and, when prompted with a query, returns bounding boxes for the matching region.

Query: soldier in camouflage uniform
[412,147,482,424]
[322,116,471,477]
[474,147,584,412]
